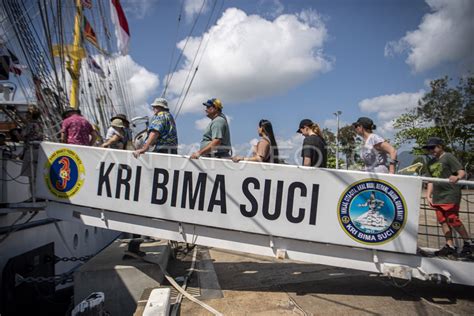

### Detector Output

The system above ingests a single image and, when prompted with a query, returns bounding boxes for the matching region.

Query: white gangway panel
[37,142,474,286]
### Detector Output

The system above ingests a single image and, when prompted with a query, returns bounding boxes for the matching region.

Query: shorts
[430,203,462,227]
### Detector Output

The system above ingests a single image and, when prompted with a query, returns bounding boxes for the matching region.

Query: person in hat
[352,117,397,174]
[133,97,178,157]
[60,106,97,146]
[423,137,472,258]
[297,119,327,167]
[101,118,125,149]
[190,98,232,159]
[111,113,133,149]
[232,119,280,163]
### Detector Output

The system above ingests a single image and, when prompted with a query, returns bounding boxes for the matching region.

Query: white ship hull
[0,157,120,313]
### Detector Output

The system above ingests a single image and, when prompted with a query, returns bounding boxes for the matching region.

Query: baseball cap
[352,117,374,129]
[203,98,223,110]
[297,119,313,133]
[422,137,444,149]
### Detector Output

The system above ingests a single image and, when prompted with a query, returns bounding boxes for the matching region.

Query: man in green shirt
[424,137,472,258]
[190,98,232,159]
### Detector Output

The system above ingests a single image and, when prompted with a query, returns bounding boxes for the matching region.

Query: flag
[0,47,25,79]
[8,49,25,75]
[83,16,100,49]
[0,46,10,80]
[81,0,92,9]
[87,56,106,78]
[110,0,130,55]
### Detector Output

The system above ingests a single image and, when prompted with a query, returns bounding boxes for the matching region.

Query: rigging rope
[161,0,184,98]
[174,0,224,119]
[162,0,207,100]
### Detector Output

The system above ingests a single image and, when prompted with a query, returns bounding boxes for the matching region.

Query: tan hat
[111,113,129,124]
[151,97,169,109]
[111,118,124,128]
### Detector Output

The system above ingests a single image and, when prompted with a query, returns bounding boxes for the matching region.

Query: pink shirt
[61,114,93,145]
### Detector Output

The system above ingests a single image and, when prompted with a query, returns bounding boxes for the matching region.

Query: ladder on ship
[34,142,474,286]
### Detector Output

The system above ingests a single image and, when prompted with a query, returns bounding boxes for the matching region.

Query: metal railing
[417,188,473,251]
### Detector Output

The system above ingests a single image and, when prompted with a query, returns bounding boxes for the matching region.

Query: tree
[394,75,473,171]
[417,76,463,149]
[338,125,357,168]
[322,128,336,168]
[393,109,442,155]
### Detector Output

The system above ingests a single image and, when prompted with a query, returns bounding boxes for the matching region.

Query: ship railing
[417,177,473,252]
[0,141,45,212]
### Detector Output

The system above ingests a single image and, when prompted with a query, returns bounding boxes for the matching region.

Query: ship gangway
[35,142,474,286]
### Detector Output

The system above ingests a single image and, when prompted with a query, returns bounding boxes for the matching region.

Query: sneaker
[460,243,473,258]
[434,245,457,258]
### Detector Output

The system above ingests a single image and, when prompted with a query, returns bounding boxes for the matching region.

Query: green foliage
[393,75,474,172]
[322,128,336,155]
[393,109,442,155]
[339,125,357,167]
[326,155,337,169]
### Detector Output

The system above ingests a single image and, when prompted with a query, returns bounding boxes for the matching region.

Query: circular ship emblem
[337,179,406,245]
[44,148,85,198]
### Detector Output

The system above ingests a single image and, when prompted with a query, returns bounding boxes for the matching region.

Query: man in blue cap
[190,98,232,159]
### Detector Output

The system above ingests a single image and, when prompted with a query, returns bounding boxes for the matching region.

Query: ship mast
[69,0,83,109]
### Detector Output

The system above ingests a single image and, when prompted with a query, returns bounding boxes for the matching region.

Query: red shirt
[61,114,93,145]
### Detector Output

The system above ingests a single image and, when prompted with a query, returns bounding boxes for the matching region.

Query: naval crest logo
[44,148,85,198]
[338,179,406,245]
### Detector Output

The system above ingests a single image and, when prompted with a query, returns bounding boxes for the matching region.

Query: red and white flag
[8,49,25,75]
[81,0,92,9]
[110,0,130,55]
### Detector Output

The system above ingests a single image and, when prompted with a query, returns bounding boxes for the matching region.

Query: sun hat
[111,113,129,124]
[151,97,169,109]
[111,118,124,128]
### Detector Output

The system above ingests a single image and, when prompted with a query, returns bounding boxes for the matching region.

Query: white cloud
[323,118,349,130]
[194,117,210,130]
[276,134,304,165]
[165,8,332,114]
[119,56,160,116]
[385,0,474,72]
[358,90,425,134]
[122,0,155,19]
[184,0,210,22]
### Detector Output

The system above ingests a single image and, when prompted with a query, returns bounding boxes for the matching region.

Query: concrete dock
[73,238,474,315]
[176,247,474,315]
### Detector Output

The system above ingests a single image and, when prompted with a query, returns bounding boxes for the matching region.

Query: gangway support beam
[46,201,474,287]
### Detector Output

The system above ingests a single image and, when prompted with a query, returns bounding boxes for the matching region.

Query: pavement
[173,246,474,315]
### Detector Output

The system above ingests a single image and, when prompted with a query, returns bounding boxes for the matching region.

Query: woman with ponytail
[232,119,279,163]
[297,119,327,167]
[352,117,397,174]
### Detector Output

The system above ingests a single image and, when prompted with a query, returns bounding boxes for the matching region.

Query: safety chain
[15,272,74,286]
[54,255,93,263]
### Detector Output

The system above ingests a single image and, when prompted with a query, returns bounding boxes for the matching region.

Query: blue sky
[118,0,473,161]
